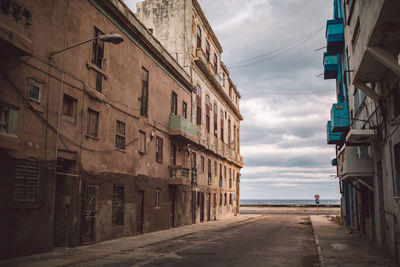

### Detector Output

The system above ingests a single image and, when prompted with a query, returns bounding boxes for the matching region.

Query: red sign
[314,194,320,200]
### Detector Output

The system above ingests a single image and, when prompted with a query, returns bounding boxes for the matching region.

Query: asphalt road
[80,212,323,267]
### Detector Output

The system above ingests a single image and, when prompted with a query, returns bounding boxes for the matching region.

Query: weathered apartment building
[0,0,242,260]
[324,0,400,261]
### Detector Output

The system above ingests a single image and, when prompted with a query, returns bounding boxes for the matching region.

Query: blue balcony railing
[331,102,350,133]
[326,19,344,55]
[323,53,338,80]
[326,121,342,144]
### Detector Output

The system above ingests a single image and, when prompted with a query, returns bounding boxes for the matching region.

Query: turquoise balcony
[324,53,338,80]
[331,102,350,133]
[169,115,197,142]
[326,19,344,55]
[327,121,342,144]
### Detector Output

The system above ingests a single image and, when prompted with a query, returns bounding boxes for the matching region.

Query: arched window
[213,103,218,137]
[206,40,210,61]
[196,85,202,125]
[213,53,218,74]
[205,95,210,132]
[196,25,201,48]
[228,119,231,148]
[220,110,224,142]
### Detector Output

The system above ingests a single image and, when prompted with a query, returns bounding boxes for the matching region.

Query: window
[155,189,161,207]
[346,0,355,25]
[191,152,197,169]
[219,193,222,205]
[354,88,360,112]
[116,120,125,150]
[156,136,163,162]
[27,82,40,102]
[171,92,177,115]
[183,149,189,167]
[213,53,218,74]
[182,101,187,119]
[207,159,211,185]
[87,108,99,138]
[170,143,177,165]
[220,110,224,142]
[213,193,216,207]
[213,103,218,137]
[224,165,226,179]
[11,158,39,208]
[196,25,201,48]
[229,87,232,99]
[394,143,400,196]
[351,18,360,50]
[229,194,233,205]
[201,156,205,173]
[224,193,227,206]
[205,95,210,132]
[0,103,18,135]
[223,73,225,87]
[237,128,240,153]
[196,85,202,125]
[139,130,146,154]
[62,94,77,124]
[92,27,105,92]
[214,161,217,176]
[141,67,149,117]
[92,27,104,69]
[112,186,124,226]
[357,146,370,159]
[206,40,210,61]
[228,119,231,148]
[391,81,400,119]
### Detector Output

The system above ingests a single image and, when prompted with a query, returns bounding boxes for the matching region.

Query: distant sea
[240,199,340,205]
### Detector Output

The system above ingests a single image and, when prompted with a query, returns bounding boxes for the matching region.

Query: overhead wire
[226,25,325,68]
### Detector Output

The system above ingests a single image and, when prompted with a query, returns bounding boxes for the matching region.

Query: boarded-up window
[115,120,125,150]
[62,94,77,124]
[139,130,146,154]
[155,189,161,207]
[0,103,18,135]
[112,185,124,226]
[141,68,149,117]
[87,109,99,138]
[11,158,39,208]
[156,136,163,163]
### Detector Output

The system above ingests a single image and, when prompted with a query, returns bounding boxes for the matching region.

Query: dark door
[207,193,211,221]
[136,191,145,234]
[191,191,196,224]
[200,192,205,222]
[171,190,176,228]
[81,185,97,244]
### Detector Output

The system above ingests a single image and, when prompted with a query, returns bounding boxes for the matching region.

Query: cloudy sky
[125,0,339,200]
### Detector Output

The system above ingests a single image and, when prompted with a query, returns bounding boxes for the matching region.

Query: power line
[226,26,325,69]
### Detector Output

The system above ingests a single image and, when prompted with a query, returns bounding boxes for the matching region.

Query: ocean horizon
[240,199,340,205]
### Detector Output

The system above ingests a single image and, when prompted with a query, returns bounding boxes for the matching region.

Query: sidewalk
[0,215,258,267]
[311,215,399,267]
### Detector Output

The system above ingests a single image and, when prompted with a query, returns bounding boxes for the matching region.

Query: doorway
[80,185,97,244]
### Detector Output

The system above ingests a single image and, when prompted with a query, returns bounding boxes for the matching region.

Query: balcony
[0,2,33,56]
[346,129,376,145]
[326,121,342,145]
[337,146,374,182]
[331,102,350,133]
[169,115,197,143]
[323,53,338,80]
[168,165,191,185]
[326,19,344,55]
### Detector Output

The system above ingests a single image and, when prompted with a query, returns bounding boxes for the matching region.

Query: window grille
[11,158,40,208]
[112,185,124,226]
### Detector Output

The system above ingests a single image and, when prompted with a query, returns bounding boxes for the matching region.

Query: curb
[310,217,326,267]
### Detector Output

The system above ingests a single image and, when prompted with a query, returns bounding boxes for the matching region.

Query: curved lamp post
[49,33,124,57]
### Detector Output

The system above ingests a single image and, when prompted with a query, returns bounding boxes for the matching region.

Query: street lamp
[49,33,124,57]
